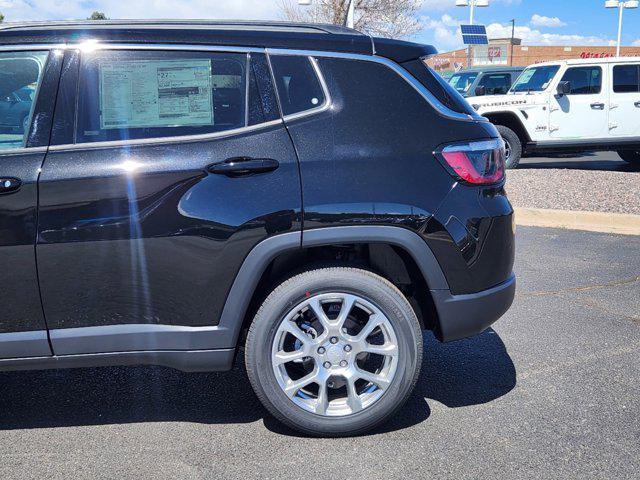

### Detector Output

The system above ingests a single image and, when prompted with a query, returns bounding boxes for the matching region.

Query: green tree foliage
[87,11,108,20]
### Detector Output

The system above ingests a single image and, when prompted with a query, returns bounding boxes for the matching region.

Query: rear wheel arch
[218,227,449,350]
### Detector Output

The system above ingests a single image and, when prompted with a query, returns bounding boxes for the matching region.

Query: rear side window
[76,50,249,143]
[560,66,602,94]
[269,55,326,116]
[477,73,513,95]
[613,65,640,93]
[402,59,477,116]
[0,50,48,150]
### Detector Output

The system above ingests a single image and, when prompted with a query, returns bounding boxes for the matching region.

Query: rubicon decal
[478,99,529,108]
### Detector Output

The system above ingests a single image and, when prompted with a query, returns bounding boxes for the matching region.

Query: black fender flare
[216,226,450,349]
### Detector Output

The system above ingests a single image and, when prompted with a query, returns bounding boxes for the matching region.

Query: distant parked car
[0,86,34,133]
[448,66,524,97]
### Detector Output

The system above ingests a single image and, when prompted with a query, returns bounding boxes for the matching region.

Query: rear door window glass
[77,50,248,143]
[448,72,478,94]
[477,73,513,95]
[0,51,48,150]
[560,66,602,94]
[269,55,326,116]
[613,65,640,93]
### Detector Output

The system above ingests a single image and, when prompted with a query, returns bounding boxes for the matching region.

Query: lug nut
[344,345,352,352]
[323,361,332,369]
[339,360,348,367]
[330,337,339,344]
[317,347,326,354]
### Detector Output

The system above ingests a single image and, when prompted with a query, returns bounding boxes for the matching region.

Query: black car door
[37,47,300,355]
[0,48,62,359]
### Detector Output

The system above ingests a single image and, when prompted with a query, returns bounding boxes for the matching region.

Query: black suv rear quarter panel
[287,55,510,294]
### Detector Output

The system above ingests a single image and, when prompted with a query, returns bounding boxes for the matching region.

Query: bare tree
[278,0,423,38]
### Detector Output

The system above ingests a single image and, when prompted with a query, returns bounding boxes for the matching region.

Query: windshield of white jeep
[510,65,560,93]
[448,72,478,94]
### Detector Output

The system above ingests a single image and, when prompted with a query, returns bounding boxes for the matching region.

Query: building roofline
[532,56,640,66]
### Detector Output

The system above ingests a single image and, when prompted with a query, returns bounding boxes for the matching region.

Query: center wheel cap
[326,344,345,364]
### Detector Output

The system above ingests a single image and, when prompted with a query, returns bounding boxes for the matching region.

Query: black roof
[0,20,437,63]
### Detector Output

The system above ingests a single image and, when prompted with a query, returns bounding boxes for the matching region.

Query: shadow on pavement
[376,328,516,434]
[519,153,638,172]
[0,329,515,434]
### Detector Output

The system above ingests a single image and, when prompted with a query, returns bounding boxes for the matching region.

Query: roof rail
[0,19,363,36]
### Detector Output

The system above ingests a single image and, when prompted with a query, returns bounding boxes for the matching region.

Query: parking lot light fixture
[605,0,639,57]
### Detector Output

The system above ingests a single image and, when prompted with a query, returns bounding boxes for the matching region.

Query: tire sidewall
[246,268,422,436]
[497,125,522,169]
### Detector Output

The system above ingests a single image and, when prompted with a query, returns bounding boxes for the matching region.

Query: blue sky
[418,0,640,50]
[0,1,638,51]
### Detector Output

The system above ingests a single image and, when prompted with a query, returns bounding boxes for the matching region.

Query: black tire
[618,150,640,166]
[496,124,522,169]
[245,267,423,437]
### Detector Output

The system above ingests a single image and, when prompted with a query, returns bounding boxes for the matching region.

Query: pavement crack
[519,274,640,298]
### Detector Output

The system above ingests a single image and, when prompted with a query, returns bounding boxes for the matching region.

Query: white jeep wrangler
[467,57,640,168]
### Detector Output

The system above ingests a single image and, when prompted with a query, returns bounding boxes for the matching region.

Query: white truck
[466,57,640,168]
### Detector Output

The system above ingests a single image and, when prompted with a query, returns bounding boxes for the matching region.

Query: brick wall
[427,45,640,72]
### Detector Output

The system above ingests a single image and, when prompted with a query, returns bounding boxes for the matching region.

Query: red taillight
[436,139,505,185]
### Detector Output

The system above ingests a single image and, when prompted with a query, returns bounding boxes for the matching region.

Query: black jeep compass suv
[0,20,515,436]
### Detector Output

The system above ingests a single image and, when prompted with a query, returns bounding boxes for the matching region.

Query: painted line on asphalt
[515,207,640,236]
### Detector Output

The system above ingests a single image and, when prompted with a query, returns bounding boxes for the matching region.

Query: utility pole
[510,19,515,66]
[346,0,355,29]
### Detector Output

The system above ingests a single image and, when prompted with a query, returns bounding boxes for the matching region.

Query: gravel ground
[506,167,640,215]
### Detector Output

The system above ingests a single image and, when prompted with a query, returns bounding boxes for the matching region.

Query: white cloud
[421,0,521,14]
[0,0,282,22]
[633,39,640,46]
[530,14,566,28]
[422,14,614,51]
[421,0,456,11]
[486,22,612,46]
[422,14,464,50]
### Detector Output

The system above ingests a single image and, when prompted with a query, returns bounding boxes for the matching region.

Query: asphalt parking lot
[0,225,638,479]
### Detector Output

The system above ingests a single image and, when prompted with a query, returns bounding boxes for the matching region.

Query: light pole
[508,19,515,66]
[605,0,639,57]
[298,0,356,29]
[455,0,490,68]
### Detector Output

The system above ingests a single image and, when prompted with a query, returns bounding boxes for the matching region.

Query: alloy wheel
[271,293,399,417]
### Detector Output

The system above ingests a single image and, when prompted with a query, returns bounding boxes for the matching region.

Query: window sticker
[99,59,213,129]
[518,69,535,84]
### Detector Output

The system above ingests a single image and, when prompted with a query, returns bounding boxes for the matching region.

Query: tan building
[427,37,640,73]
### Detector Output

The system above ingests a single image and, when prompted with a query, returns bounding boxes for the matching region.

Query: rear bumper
[431,273,516,342]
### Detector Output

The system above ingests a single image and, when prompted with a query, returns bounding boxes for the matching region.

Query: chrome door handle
[634,101,640,108]
[208,157,280,176]
[590,103,605,110]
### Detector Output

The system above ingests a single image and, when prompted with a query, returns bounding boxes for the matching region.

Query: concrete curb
[515,207,640,236]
